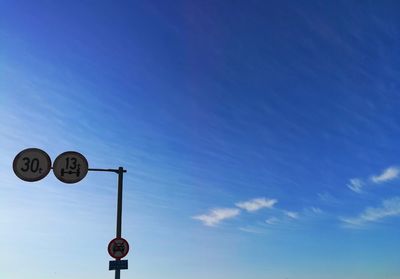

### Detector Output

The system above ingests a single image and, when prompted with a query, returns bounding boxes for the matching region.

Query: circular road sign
[108,238,130,259]
[13,148,52,182]
[53,151,89,184]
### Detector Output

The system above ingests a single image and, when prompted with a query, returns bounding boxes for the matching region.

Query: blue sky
[1,0,400,278]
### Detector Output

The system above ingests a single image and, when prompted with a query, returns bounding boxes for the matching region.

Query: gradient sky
[1,1,400,278]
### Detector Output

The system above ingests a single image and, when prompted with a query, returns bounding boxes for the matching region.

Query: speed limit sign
[13,148,52,182]
[53,151,89,184]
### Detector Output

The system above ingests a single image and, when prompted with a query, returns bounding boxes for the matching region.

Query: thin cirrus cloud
[235,197,277,212]
[265,208,316,226]
[265,217,279,225]
[285,211,299,219]
[371,166,400,184]
[347,166,400,193]
[239,226,265,234]
[309,207,322,214]
[318,192,339,204]
[265,210,303,226]
[347,178,364,193]
[193,197,277,227]
[192,208,240,226]
[341,196,400,227]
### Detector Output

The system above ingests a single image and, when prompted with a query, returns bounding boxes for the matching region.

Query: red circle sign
[108,237,130,259]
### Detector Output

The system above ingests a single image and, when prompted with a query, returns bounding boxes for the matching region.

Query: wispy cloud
[265,217,279,225]
[193,208,240,226]
[239,226,265,234]
[310,207,323,214]
[371,167,400,184]
[346,166,400,193]
[194,197,278,227]
[347,178,364,193]
[265,207,322,226]
[285,211,299,219]
[318,192,339,204]
[341,197,400,227]
[235,197,277,212]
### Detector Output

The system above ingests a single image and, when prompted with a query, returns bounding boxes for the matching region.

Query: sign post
[115,167,125,279]
[88,166,128,279]
[13,149,130,278]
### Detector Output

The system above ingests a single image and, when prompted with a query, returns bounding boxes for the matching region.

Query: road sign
[108,237,129,259]
[53,151,88,184]
[13,148,52,182]
[109,260,128,270]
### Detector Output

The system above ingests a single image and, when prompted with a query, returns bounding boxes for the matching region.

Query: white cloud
[193,208,240,226]
[371,167,400,184]
[341,197,400,226]
[239,226,265,234]
[310,207,323,214]
[285,211,299,219]
[347,178,364,193]
[265,217,279,225]
[235,197,277,212]
[318,192,339,204]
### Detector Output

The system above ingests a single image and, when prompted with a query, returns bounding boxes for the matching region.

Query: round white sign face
[53,151,89,184]
[13,148,52,182]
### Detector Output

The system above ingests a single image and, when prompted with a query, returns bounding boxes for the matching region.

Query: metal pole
[115,167,124,279]
[115,267,121,279]
[116,167,124,238]
[115,266,121,279]
[88,167,127,278]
